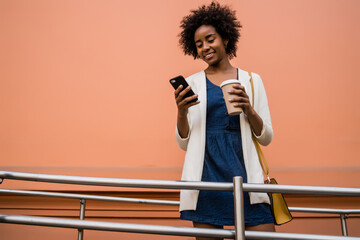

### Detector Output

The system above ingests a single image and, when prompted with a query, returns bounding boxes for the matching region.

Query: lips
[204,52,215,60]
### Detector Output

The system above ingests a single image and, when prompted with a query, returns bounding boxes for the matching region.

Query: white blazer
[176,68,273,211]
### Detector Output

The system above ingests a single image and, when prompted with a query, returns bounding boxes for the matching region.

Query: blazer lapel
[238,69,253,107]
[193,71,207,121]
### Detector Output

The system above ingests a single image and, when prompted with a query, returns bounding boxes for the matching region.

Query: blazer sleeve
[252,73,273,146]
[175,124,190,151]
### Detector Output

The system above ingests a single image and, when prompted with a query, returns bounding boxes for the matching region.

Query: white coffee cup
[220,79,242,115]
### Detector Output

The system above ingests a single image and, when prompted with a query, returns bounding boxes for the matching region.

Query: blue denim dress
[180,76,274,226]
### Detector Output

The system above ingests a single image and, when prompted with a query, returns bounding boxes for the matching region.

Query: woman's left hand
[227,84,264,136]
[227,84,253,116]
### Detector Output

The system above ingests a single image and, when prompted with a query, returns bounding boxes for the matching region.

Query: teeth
[205,53,214,58]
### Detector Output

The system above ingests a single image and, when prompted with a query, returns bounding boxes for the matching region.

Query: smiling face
[194,25,229,66]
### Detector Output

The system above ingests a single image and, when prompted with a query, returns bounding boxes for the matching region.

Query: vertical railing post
[340,213,348,236]
[233,176,245,240]
[78,199,86,240]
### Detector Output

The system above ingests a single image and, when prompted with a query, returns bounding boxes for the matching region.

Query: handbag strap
[248,72,270,179]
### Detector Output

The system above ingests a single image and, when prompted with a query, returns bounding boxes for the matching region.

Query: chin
[207,60,221,66]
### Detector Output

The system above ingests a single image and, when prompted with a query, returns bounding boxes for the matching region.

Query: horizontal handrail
[0,214,234,239]
[1,171,360,196]
[289,207,360,215]
[245,183,360,196]
[1,214,359,240]
[1,189,359,216]
[244,230,360,240]
[0,189,179,206]
[0,171,232,191]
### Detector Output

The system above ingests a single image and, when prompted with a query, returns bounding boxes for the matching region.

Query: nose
[202,42,210,50]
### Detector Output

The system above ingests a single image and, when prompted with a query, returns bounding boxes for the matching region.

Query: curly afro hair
[179,1,242,59]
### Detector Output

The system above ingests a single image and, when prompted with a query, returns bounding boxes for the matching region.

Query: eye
[208,39,215,43]
[196,43,203,48]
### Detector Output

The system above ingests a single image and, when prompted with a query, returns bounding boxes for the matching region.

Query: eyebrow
[195,33,216,43]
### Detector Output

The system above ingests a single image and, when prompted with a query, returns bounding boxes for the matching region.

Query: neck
[205,58,235,74]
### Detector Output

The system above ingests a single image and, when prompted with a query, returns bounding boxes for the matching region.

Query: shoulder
[184,71,206,91]
[237,67,264,86]
[237,67,261,79]
[185,71,205,84]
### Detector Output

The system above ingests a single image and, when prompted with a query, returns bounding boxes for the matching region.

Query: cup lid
[220,79,241,88]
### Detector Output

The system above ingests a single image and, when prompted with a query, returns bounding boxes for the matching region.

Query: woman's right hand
[174,85,199,116]
[175,85,199,139]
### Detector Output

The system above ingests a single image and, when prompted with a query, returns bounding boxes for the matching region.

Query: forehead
[194,25,219,41]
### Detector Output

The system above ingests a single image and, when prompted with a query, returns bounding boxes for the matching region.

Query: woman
[173,2,275,239]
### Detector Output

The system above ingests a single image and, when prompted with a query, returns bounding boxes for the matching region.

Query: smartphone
[169,75,198,103]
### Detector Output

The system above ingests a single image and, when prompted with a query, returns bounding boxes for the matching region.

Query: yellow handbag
[248,72,293,225]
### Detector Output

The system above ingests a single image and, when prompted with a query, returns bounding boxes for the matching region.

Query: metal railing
[288,207,360,236]
[1,170,360,239]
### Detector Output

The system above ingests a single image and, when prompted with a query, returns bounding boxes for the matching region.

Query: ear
[223,39,229,48]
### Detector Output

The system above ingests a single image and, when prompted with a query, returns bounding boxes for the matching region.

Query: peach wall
[1,1,360,239]
[1,0,360,185]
